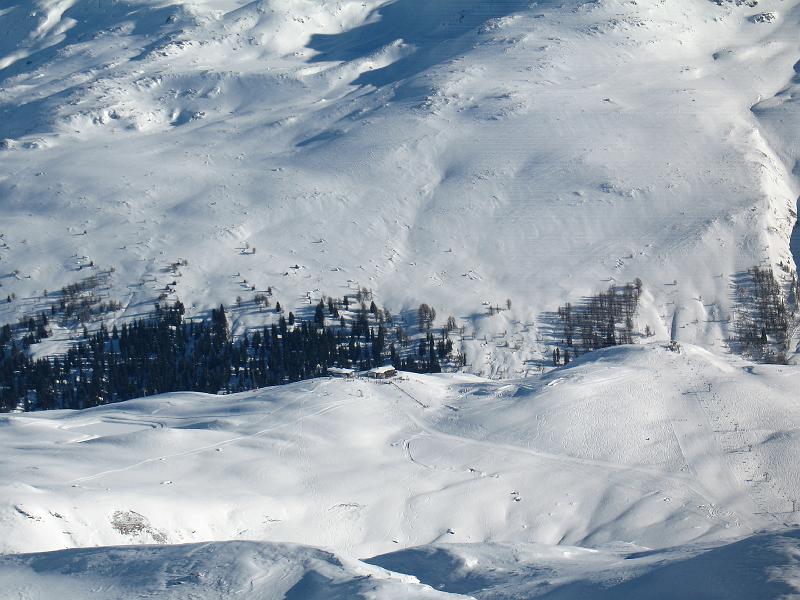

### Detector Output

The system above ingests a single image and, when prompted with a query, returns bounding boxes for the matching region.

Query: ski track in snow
[393,379,728,517]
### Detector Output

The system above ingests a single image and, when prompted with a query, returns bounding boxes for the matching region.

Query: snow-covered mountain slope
[4,1,800,597]
[1,0,799,368]
[1,345,800,596]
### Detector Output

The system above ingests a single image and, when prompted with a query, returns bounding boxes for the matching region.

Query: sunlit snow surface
[2,345,800,597]
[0,0,799,375]
[2,0,800,596]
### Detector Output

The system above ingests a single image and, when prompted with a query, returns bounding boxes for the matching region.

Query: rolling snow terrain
[2,0,800,597]
[2,346,800,597]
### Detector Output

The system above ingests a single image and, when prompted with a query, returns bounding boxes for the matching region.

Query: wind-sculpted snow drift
[2,0,800,597]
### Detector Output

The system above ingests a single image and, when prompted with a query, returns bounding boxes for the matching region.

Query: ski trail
[670,384,765,530]
[390,381,732,512]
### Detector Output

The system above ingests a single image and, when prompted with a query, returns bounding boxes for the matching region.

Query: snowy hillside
[1,0,800,374]
[1,346,800,596]
[3,0,800,597]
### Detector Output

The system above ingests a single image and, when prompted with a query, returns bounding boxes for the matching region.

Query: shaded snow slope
[367,531,800,599]
[1,0,800,370]
[0,540,459,599]
[2,531,799,599]
[2,345,800,559]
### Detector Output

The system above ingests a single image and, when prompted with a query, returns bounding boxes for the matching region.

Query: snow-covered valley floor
[2,345,800,597]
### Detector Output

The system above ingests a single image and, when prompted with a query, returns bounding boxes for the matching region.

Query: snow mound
[0,540,456,599]
[2,530,799,599]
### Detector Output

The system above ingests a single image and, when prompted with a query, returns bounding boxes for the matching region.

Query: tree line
[553,279,642,364]
[0,298,449,412]
[732,266,790,363]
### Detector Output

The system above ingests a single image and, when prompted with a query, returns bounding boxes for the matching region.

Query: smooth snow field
[3,0,800,597]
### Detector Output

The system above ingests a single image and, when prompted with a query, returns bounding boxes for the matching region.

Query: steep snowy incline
[1,0,799,364]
